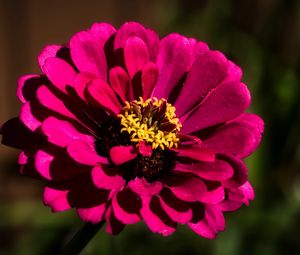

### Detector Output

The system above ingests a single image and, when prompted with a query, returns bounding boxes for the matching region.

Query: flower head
[1,22,263,238]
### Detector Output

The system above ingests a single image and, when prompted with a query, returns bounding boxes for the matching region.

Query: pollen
[118,97,182,150]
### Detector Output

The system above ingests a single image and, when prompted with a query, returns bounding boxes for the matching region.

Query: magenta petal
[171,146,215,162]
[159,196,192,224]
[105,207,125,235]
[73,72,95,100]
[139,196,176,236]
[19,102,41,131]
[88,22,116,43]
[38,45,62,70]
[110,145,137,165]
[188,205,225,239]
[87,78,122,115]
[199,185,225,204]
[175,159,233,181]
[152,33,193,99]
[43,186,71,212]
[35,150,54,180]
[114,22,159,61]
[128,177,162,197]
[124,36,149,78]
[77,204,106,224]
[109,66,129,102]
[43,57,76,93]
[17,74,40,103]
[222,60,242,83]
[203,113,264,158]
[112,194,140,224]
[175,51,228,116]
[142,62,158,100]
[166,177,206,202]
[67,140,109,165]
[41,116,93,147]
[91,166,125,190]
[138,141,152,157]
[220,189,244,211]
[239,181,255,205]
[220,154,248,188]
[70,31,107,79]
[181,81,251,134]
[36,85,76,119]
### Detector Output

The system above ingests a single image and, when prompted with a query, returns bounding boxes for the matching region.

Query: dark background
[0,0,300,254]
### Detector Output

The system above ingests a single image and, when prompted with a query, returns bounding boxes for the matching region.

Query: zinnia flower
[1,22,263,238]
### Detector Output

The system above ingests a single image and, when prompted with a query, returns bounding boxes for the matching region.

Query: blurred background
[0,0,300,254]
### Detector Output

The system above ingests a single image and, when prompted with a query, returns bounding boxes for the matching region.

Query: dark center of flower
[95,97,181,182]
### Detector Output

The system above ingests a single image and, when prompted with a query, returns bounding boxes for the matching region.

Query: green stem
[60,221,105,255]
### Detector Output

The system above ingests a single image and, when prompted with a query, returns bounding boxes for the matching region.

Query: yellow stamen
[118,97,181,150]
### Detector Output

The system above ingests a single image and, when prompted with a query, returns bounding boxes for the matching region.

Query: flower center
[118,97,181,150]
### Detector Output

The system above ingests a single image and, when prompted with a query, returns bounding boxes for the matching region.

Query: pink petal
[140,195,176,236]
[171,146,215,162]
[181,81,251,134]
[239,181,255,205]
[112,188,142,224]
[124,36,149,78]
[175,160,233,181]
[112,193,140,224]
[203,113,264,158]
[18,151,28,165]
[220,189,244,211]
[41,116,94,147]
[35,150,54,180]
[109,66,129,102]
[219,154,248,188]
[36,85,76,119]
[86,78,122,115]
[222,60,242,83]
[152,33,193,99]
[67,140,109,165]
[142,62,158,100]
[159,193,192,224]
[109,145,137,165]
[73,72,95,100]
[70,31,107,79]
[77,204,106,224]
[114,22,159,61]
[175,51,228,116]
[91,166,125,190]
[138,141,152,156]
[43,186,71,212]
[188,205,225,239]
[17,74,41,103]
[165,176,206,202]
[199,185,225,204]
[128,177,162,197]
[43,57,76,93]
[19,102,41,131]
[88,22,116,43]
[105,207,125,235]
[38,45,62,70]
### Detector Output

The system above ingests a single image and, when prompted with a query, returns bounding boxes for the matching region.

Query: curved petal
[86,78,122,115]
[43,186,71,212]
[128,177,162,197]
[38,45,62,71]
[181,81,251,134]
[174,160,233,181]
[175,51,228,117]
[17,74,41,103]
[142,62,158,100]
[203,113,264,158]
[67,140,109,165]
[91,166,125,190]
[171,146,215,162]
[109,66,129,102]
[109,145,137,165]
[43,57,76,93]
[152,33,193,99]
[70,31,107,79]
[77,204,106,224]
[105,207,125,235]
[19,102,41,131]
[41,116,93,147]
[124,36,149,78]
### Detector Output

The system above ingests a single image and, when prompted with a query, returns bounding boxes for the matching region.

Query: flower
[1,22,263,238]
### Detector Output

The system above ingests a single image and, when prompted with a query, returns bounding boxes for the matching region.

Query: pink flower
[1,22,263,238]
